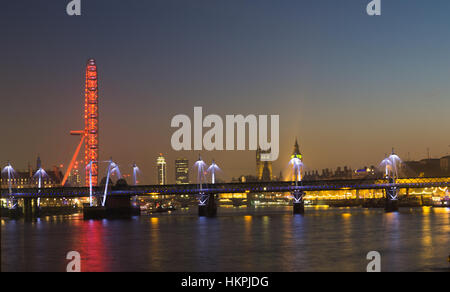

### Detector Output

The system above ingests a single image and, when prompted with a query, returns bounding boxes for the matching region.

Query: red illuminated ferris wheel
[84,59,99,186]
[62,59,99,187]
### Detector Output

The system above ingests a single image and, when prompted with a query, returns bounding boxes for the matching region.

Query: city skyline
[4,147,450,187]
[2,0,450,184]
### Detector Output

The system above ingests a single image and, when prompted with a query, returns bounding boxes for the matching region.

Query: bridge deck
[1,177,449,198]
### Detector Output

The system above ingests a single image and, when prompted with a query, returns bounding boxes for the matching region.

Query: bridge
[2,177,449,218]
[2,177,450,198]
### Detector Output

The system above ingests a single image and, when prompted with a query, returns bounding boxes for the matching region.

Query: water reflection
[1,207,449,272]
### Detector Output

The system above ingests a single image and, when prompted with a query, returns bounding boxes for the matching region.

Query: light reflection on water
[1,207,449,272]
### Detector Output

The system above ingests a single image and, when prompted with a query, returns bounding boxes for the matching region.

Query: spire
[294,138,300,153]
[36,155,42,170]
[292,138,302,159]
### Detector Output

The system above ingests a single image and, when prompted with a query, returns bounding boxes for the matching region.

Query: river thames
[1,207,449,272]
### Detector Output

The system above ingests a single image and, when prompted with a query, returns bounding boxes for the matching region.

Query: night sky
[1,0,450,184]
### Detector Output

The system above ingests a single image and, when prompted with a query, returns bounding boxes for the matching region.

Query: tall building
[157,154,167,185]
[36,155,42,170]
[67,160,82,187]
[291,138,302,161]
[175,158,189,184]
[291,138,303,181]
[256,148,272,181]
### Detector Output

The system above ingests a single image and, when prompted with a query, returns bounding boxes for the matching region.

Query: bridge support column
[385,186,399,213]
[107,195,140,217]
[23,198,39,220]
[246,193,254,208]
[292,189,305,215]
[198,193,217,217]
[84,194,140,220]
[7,196,19,211]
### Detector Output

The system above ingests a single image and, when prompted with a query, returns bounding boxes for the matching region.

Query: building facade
[0,157,64,189]
[175,158,189,184]
[256,148,273,181]
[67,160,82,187]
[440,156,450,175]
[402,157,449,177]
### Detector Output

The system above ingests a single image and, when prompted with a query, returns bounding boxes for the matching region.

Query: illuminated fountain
[207,160,221,184]
[194,156,207,194]
[34,167,48,207]
[195,156,216,216]
[380,149,402,180]
[2,162,17,208]
[132,163,140,186]
[102,159,121,207]
[380,155,392,178]
[289,141,305,214]
[381,149,402,212]
[132,163,141,205]
[388,149,402,179]
[1,162,15,196]
[289,156,303,186]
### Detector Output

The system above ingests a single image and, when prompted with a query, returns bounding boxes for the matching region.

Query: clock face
[291,154,302,160]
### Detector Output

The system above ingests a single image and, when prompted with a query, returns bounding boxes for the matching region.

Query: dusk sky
[1,0,450,184]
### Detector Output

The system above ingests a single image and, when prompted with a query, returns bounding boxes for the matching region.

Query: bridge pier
[385,180,399,212]
[2,200,22,219]
[23,197,40,220]
[198,193,217,217]
[292,189,305,215]
[83,194,140,219]
[246,193,254,208]
[385,196,399,212]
